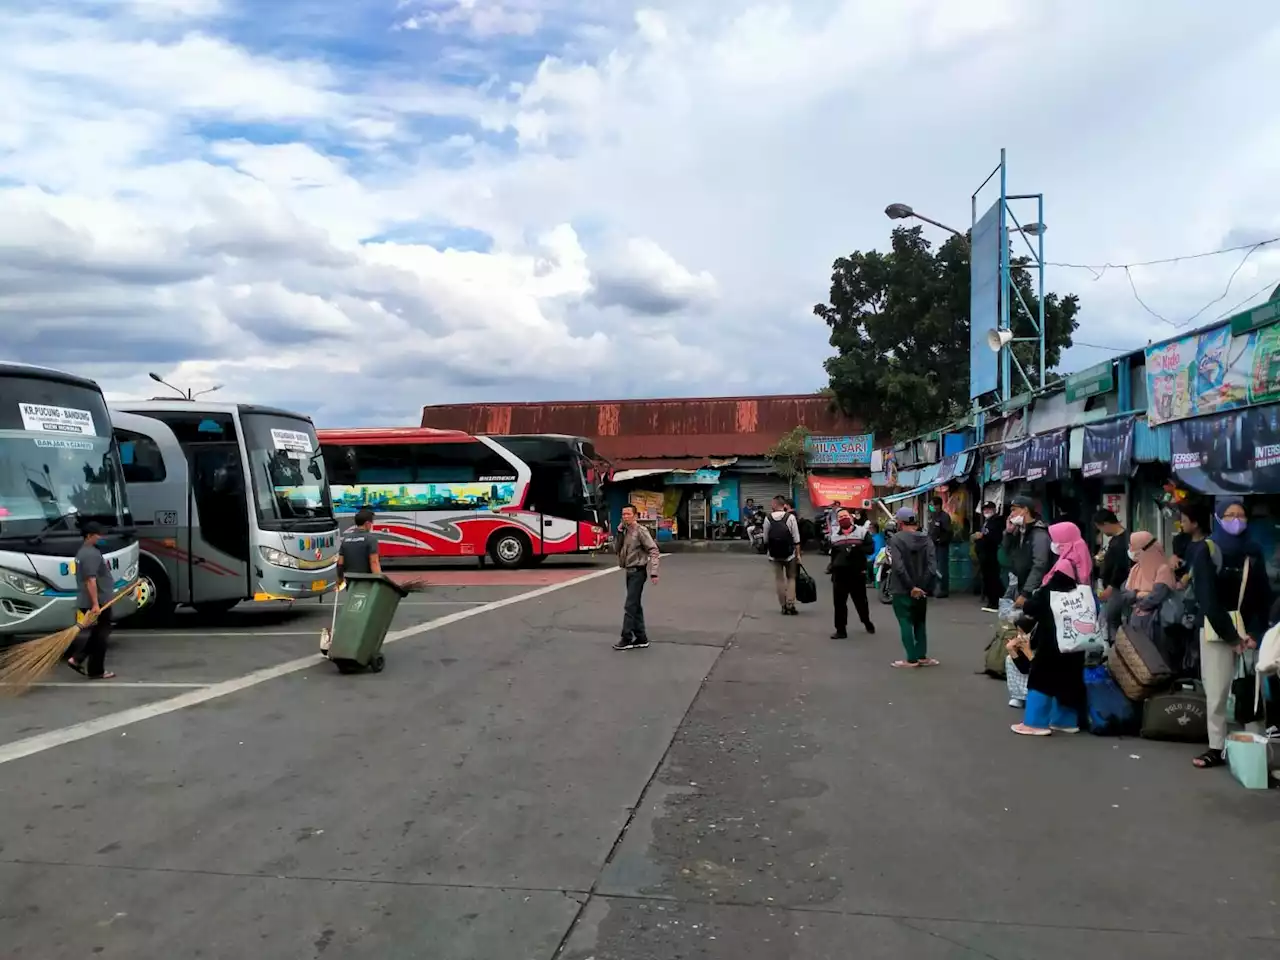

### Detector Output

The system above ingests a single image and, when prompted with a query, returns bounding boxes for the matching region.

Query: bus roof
[316,426,475,445]
[0,361,104,393]
[111,400,316,423]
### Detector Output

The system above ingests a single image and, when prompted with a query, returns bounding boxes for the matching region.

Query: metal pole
[998,148,1010,403]
[1037,192,1046,388]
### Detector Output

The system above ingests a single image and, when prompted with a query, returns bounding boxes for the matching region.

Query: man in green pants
[886,506,940,669]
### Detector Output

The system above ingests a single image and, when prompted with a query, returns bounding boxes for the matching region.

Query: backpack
[765,514,795,560]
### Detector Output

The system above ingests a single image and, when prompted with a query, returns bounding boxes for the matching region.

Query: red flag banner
[807,476,874,508]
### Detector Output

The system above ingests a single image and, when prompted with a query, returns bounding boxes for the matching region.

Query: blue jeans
[1024,690,1079,729]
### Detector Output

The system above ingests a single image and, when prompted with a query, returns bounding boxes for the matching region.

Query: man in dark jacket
[926,496,953,598]
[1007,495,1051,607]
[887,507,939,667]
[972,500,1004,611]
[827,507,875,639]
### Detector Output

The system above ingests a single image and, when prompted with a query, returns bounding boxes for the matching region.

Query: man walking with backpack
[765,494,802,615]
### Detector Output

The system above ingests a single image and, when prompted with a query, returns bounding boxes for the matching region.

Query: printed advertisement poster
[1145,322,1280,425]
[1024,429,1069,482]
[629,490,665,520]
[1170,405,1280,494]
[804,434,874,466]
[1081,416,1135,479]
[998,442,1028,482]
[807,476,874,508]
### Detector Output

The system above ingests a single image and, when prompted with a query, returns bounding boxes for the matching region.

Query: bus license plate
[311,579,327,591]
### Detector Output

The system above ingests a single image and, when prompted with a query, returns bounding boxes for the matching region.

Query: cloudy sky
[2,0,1278,427]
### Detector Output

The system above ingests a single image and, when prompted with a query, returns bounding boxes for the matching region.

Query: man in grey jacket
[615,503,660,650]
[1007,495,1051,607]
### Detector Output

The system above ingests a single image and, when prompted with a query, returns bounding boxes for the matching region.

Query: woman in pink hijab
[1011,521,1092,736]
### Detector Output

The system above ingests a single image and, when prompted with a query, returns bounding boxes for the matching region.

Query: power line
[1046,236,1279,272]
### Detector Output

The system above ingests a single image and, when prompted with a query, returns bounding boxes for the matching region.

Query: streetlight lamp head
[1020,222,1047,237]
[884,203,915,220]
[148,372,163,383]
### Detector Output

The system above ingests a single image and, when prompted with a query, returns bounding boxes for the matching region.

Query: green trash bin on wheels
[327,573,410,674]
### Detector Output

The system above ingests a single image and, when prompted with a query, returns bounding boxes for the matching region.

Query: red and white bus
[316,427,610,568]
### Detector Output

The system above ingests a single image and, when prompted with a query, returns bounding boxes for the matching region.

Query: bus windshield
[239,412,334,529]
[0,376,127,540]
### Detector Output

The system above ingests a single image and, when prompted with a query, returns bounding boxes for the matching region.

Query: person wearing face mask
[972,500,1004,612]
[1005,495,1052,608]
[926,496,953,598]
[1120,530,1177,663]
[827,508,876,639]
[1011,521,1092,735]
[1185,498,1272,769]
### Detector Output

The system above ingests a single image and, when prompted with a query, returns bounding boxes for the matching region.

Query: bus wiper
[24,510,84,544]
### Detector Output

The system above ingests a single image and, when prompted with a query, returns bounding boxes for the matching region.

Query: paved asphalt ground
[1,554,1277,959]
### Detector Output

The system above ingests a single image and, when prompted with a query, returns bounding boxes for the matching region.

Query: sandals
[88,672,117,680]
[1192,749,1225,769]
[891,660,921,669]
[67,659,115,680]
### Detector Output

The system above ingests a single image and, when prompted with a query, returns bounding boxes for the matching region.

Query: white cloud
[0,0,1279,426]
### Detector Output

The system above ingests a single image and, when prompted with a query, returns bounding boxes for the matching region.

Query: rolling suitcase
[1112,625,1171,694]
[1107,649,1148,703]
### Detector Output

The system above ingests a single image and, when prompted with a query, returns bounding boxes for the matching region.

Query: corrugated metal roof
[1133,418,1171,463]
[420,395,867,459]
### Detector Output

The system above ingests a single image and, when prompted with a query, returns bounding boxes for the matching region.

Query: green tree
[814,226,1080,438]
[766,426,811,481]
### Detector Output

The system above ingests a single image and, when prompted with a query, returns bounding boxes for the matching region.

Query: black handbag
[795,564,817,604]
[1230,656,1261,725]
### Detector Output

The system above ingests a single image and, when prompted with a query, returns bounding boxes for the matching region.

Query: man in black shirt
[338,508,382,580]
[926,496,953,598]
[1093,508,1130,632]
[972,500,1004,611]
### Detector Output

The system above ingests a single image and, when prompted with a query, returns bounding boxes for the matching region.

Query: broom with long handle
[319,580,344,656]
[0,583,137,695]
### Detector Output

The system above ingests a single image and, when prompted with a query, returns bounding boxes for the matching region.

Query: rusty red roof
[420,395,867,460]
[317,426,473,445]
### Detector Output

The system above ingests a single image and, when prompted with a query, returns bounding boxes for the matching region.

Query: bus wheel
[130,558,174,627]
[488,530,530,569]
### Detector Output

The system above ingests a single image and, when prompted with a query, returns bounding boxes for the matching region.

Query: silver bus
[0,362,139,635]
[109,401,339,622]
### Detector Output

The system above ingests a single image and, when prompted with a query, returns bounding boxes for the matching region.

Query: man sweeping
[615,504,660,650]
[67,521,117,679]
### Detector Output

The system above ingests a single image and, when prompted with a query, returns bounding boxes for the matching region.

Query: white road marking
[114,631,320,638]
[397,600,489,605]
[1,682,210,689]
[0,565,621,765]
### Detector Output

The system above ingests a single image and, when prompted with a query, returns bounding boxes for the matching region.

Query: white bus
[109,401,339,622]
[1,363,140,635]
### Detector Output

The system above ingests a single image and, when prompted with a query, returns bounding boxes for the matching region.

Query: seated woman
[1011,521,1093,737]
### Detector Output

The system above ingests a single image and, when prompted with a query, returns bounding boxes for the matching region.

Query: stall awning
[610,468,671,482]
[879,481,937,505]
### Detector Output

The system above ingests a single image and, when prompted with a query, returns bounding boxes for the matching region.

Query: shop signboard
[807,475,874,508]
[1065,360,1115,403]
[1145,319,1280,425]
[804,434,874,466]
[1081,416,1135,479]
[1170,404,1280,494]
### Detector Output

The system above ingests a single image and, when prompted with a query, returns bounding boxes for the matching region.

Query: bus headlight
[0,568,47,596]
[258,546,300,569]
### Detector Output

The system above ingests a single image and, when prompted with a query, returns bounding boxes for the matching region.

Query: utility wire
[1046,236,1279,272]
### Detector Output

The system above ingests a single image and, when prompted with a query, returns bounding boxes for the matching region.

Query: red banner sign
[807,476,874,508]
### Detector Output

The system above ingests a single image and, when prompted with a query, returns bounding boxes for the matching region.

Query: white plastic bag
[1255,622,1280,677]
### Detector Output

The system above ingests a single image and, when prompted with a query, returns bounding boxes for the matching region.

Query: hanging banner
[998,441,1027,482]
[1145,320,1280,425]
[1170,405,1280,494]
[1024,428,1069,482]
[1081,416,1135,479]
[807,475,874,508]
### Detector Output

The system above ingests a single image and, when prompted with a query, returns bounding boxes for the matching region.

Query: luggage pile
[1096,625,1207,741]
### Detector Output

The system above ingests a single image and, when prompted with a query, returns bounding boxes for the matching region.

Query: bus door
[185,443,252,603]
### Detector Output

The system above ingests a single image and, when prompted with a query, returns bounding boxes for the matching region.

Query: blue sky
[0,0,1278,426]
